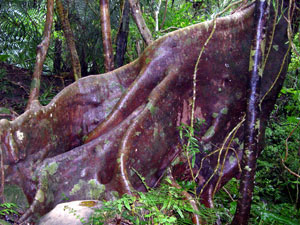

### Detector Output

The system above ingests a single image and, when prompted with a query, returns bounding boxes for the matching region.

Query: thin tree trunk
[26,0,54,110]
[80,46,88,76]
[128,0,153,45]
[53,22,62,74]
[231,1,269,224]
[56,0,81,80]
[100,0,114,72]
[154,0,161,32]
[115,0,130,68]
[160,0,168,29]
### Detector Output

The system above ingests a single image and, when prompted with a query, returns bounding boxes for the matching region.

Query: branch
[128,0,153,45]
[26,0,54,110]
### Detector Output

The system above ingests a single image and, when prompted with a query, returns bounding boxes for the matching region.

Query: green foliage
[159,2,206,31]
[256,119,300,203]
[0,55,9,62]
[39,83,57,106]
[0,1,46,70]
[250,202,300,225]
[0,202,18,217]
[252,202,300,225]
[280,87,300,120]
[288,33,300,72]
[213,178,239,223]
[89,179,219,224]
[178,121,202,168]
[90,183,187,224]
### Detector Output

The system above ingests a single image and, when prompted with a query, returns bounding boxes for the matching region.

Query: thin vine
[186,0,245,184]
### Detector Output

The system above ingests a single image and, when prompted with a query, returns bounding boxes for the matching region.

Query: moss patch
[220,107,228,115]
[70,179,105,199]
[203,126,215,139]
[35,189,45,203]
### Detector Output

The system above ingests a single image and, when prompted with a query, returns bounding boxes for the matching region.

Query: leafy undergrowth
[0,202,19,225]
[89,179,223,225]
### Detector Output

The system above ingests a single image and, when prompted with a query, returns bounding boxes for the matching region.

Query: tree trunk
[231,1,269,224]
[115,0,130,68]
[26,0,54,110]
[154,0,162,32]
[128,0,153,45]
[56,0,82,80]
[53,22,62,74]
[100,0,115,72]
[80,46,88,76]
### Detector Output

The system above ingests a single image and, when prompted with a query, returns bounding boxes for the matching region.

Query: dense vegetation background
[0,0,299,224]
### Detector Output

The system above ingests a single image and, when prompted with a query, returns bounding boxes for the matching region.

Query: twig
[287,0,300,57]
[213,115,245,197]
[222,186,235,202]
[159,0,168,29]
[197,115,245,198]
[259,44,291,107]
[282,119,300,178]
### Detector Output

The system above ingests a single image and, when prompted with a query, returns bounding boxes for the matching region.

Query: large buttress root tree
[0,2,294,223]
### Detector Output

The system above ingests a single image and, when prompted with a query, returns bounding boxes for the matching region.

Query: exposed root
[17,189,41,223]
[115,68,178,194]
[85,64,167,143]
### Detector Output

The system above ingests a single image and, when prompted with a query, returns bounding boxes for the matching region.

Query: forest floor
[0,62,72,120]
